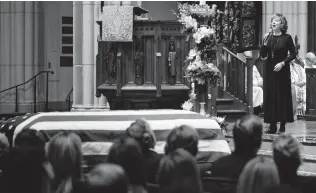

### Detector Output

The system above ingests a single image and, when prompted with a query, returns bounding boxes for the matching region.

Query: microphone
[263,29,272,44]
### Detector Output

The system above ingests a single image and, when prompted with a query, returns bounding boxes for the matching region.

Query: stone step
[217,109,247,122]
[216,98,235,110]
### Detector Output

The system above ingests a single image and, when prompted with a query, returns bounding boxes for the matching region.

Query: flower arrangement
[181,99,228,133]
[174,2,222,87]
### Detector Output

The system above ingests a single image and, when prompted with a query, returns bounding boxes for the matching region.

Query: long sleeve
[260,45,268,59]
[283,35,296,65]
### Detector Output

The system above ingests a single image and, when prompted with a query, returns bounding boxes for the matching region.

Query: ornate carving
[222,1,230,45]
[168,36,177,77]
[242,25,256,48]
[134,37,144,78]
[242,1,256,15]
[105,43,116,79]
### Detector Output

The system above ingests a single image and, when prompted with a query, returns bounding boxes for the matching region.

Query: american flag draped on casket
[0,110,231,168]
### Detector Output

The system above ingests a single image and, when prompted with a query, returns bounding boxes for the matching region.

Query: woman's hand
[274,62,284,71]
[262,33,270,46]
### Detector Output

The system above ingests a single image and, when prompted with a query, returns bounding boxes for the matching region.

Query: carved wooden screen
[306,68,316,115]
[308,1,316,53]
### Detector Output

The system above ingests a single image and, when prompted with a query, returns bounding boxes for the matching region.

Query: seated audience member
[47,131,83,193]
[290,60,306,118]
[4,129,52,193]
[237,156,280,193]
[157,148,202,193]
[81,163,128,193]
[211,115,263,179]
[164,125,211,176]
[253,65,264,116]
[126,119,162,183]
[304,52,316,68]
[108,137,147,193]
[0,133,9,173]
[0,133,9,190]
[267,133,302,193]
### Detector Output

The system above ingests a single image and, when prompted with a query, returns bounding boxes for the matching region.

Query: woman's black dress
[260,34,296,123]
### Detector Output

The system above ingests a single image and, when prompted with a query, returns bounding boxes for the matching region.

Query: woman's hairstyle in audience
[233,115,263,157]
[272,133,302,183]
[5,129,49,193]
[83,163,128,193]
[126,118,156,152]
[164,125,199,156]
[108,137,147,187]
[157,148,202,193]
[270,13,288,34]
[47,131,82,193]
[236,156,280,193]
[15,129,46,148]
[0,133,9,174]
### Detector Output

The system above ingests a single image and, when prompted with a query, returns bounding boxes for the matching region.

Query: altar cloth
[0,110,230,168]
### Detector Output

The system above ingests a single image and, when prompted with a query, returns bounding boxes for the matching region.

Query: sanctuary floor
[226,120,316,175]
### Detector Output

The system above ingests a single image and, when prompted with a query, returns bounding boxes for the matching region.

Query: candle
[200,1,206,6]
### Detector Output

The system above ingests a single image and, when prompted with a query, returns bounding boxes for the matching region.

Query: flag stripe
[81,140,231,155]
[37,128,224,142]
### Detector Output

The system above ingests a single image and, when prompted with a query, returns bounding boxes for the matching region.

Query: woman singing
[260,13,296,134]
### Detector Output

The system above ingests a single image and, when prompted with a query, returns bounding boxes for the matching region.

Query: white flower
[192,26,215,44]
[181,100,193,111]
[188,49,197,59]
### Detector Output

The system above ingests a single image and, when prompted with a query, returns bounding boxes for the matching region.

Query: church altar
[96,15,191,109]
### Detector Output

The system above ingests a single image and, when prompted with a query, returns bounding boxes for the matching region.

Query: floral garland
[176,3,227,132]
[174,2,222,87]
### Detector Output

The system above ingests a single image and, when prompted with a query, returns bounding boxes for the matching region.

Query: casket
[0,110,230,171]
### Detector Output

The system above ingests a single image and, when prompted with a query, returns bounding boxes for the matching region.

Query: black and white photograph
[1,1,316,193]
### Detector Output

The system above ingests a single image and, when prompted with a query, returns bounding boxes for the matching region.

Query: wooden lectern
[96,6,190,110]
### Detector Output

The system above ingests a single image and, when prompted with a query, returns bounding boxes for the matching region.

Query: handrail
[65,87,73,101]
[0,71,54,93]
[221,47,254,114]
[222,47,246,64]
[65,87,73,111]
[0,70,54,113]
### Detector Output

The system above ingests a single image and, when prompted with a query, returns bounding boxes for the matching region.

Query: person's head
[0,133,9,172]
[126,119,156,153]
[236,156,280,193]
[84,163,128,193]
[165,125,199,156]
[270,13,288,34]
[6,130,49,193]
[15,129,46,148]
[233,115,263,157]
[157,148,202,193]
[273,133,302,183]
[305,52,316,67]
[47,131,82,193]
[108,137,147,187]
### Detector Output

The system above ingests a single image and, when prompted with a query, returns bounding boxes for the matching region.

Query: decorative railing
[221,47,254,113]
[0,71,54,113]
[65,87,73,111]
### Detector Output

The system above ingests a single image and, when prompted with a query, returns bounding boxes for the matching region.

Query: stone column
[262,1,308,58]
[0,2,12,103]
[93,1,108,109]
[24,2,34,102]
[82,1,95,109]
[15,2,26,102]
[72,1,83,109]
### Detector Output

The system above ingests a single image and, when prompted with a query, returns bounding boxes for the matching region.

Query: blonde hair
[270,13,288,34]
[236,156,280,193]
[47,131,82,193]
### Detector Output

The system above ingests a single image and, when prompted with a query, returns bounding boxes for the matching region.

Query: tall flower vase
[195,81,209,115]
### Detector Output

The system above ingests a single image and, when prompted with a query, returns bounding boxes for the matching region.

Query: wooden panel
[306,69,316,115]
[308,1,316,53]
